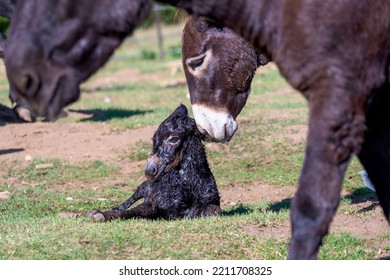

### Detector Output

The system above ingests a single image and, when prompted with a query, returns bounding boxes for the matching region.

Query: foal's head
[182,16,269,142]
[145,104,198,182]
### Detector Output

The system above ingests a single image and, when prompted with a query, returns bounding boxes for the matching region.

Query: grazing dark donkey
[4,0,153,119]
[89,104,221,222]
[0,0,32,122]
[5,0,390,259]
[0,0,15,59]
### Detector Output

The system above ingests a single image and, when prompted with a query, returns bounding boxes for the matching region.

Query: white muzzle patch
[192,104,238,143]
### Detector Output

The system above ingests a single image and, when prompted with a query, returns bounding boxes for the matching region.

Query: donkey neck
[179,135,213,180]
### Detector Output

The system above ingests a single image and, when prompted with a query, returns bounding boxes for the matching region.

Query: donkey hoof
[87,209,106,222]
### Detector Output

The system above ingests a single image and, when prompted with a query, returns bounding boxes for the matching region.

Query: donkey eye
[237,74,253,94]
[187,53,206,70]
[186,50,212,76]
[189,56,205,70]
[169,136,180,144]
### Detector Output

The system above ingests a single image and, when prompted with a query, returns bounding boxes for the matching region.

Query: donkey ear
[193,16,223,32]
[255,49,271,67]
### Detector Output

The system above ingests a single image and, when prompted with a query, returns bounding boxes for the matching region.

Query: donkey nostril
[145,165,158,177]
[11,72,39,99]
[25,75,33,94]
[24,73,40,98]
[196,124,208,136]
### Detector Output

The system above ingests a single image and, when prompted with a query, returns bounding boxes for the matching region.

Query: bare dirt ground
[1,117,389,253]
[0,120,157,165]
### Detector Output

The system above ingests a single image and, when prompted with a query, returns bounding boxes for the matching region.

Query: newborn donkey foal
[89,104,221,222]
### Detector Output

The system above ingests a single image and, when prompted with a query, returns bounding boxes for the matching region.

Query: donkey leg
[359,132,390,222]
[88,181,149,221]
[94,202,158,221]
[187,204,222,218]
[202,204,222,217]
[103,202,157,220]
[112,181,149,211]
[117,202,159,220]
[288,90,366,259]
[88,209,122,222]
[358,88,390,223]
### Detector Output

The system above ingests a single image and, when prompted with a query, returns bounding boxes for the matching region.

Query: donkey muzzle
[192,104,238,143]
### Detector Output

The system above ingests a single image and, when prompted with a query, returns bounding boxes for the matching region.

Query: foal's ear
[255,49,271,67]
[185,117,197,132]
[175,103,188,116]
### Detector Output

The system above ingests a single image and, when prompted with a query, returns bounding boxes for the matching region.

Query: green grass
[1,23,388,260]
[128,141,152,162]
[0,203,289,260]
[5,159,117,185]
[3,195,374,260]
[319,233,373,259]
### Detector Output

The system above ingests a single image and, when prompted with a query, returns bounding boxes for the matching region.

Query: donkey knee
[203,204,222,217]
[289,193,338,259]
[293,192,337,232]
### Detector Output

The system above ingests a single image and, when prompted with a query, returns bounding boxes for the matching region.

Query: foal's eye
[169,136,180,144]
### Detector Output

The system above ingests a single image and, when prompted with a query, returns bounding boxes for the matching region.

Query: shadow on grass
[343,188,377,203]
[0,103,24,126]
[222,204,253,216]
[343,188,379,213]
[268,198,291,212]
[265,189,380,215]
[82,85,137,94]
[222,198,292,217]
[0,148,25,156]
[69,108,153,122]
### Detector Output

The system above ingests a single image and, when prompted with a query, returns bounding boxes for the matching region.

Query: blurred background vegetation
[140,5,183,28]
[0,16,9,34]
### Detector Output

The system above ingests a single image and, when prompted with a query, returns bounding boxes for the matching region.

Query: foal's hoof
[87,209,107,222]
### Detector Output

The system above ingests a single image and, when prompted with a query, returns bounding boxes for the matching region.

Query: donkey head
[145,104,197,182]
[182,16,269,142]
[4,0,152,119]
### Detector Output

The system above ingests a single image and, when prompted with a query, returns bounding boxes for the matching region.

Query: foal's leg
[90,202,159,222]
[88,181,149,222]
[202,204,222,217]
[112,181,150,211]
[358,88,390,222]
[288,89,366,259]
[186,204,222,218]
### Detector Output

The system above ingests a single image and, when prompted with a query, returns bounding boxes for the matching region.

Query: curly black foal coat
[89,104,221,221]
